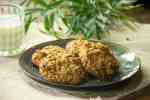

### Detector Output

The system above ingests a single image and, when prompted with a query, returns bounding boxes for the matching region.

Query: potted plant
[24,0,137,40]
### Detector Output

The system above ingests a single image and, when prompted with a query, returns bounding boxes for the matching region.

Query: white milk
[0,15,24,51]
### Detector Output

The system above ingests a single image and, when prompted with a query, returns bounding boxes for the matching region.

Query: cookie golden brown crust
[39,51,87,85]
[32,45,87,85]
[32,49,44,67]
[66,40,119,79]
[32,45,64,67]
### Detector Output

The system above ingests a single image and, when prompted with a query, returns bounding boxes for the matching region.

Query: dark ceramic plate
[19,39,141,90]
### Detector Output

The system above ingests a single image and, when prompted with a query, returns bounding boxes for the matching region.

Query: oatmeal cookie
[32,45,64,67]
[39,50,87,84]
[66,40,119,79]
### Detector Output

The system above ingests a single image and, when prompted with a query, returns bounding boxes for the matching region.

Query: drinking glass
[0,3,25,56]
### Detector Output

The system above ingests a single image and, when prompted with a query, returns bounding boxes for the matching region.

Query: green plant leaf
[44,14,54,32]
[32,0,49,8]
[20,0,31,6]
[44,15,50,31]
[25,15,36,32]
[48,0,65,9]
[24,0,137,39]
[25,8,45,15]
[84,32,93,39]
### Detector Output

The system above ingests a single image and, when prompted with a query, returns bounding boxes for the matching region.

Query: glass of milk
[0,3,25,56]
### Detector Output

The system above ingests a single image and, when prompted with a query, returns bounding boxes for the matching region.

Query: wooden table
[0,8,150,100]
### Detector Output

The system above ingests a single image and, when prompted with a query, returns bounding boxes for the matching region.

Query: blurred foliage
[24,0,137,39]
